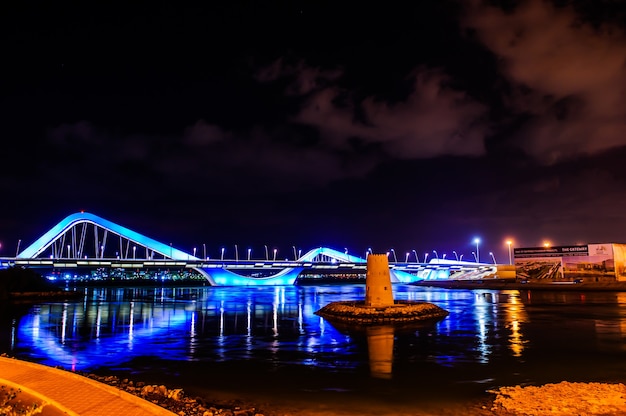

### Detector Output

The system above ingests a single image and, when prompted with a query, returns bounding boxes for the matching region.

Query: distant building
[514,244,626,283]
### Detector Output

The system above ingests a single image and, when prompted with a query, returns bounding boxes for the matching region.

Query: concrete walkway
[0,356,176,416]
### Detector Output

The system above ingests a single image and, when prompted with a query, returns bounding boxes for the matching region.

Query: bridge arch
[17,212,195,261]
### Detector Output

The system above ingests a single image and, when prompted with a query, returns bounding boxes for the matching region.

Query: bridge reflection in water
[11,285,533,378]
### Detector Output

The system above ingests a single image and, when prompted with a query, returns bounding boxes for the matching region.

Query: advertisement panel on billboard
[515,257,563,280]
[612,244,626,282]
[561,244,615,281]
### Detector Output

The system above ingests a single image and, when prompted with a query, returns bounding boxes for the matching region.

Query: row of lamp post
[2,237,516,265]
[377,238,516,265]
[201,245,290,261]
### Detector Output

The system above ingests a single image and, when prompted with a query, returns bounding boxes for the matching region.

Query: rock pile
[490,381,626,415]
[76,372,265,416]
[315,300,449,324]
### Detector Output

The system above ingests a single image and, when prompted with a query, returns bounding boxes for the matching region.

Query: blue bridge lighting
[5,212,495,286]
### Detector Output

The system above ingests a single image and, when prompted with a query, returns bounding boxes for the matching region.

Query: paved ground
[0,356,176,416]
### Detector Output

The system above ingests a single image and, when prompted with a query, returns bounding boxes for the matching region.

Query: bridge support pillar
[365,254,394,307]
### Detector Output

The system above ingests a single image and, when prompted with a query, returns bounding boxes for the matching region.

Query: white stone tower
[365,253,394,307]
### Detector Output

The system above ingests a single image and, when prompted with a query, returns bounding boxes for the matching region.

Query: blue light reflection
[11,285,532,375]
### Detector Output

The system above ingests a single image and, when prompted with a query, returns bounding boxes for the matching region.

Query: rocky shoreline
[5,365,626,416]
[74,371,266,416]
[489,381,626,415]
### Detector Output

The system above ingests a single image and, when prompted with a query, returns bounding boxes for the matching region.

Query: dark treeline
[0,266,60,300]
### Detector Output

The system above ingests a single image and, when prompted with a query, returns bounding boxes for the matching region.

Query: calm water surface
[3,285,626,412]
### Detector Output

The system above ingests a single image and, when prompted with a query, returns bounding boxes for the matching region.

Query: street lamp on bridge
[412,249,418,263]
[248,248,252,261]
[489,252,497,264]
[506,240,513,265]
[474,238,481,263]
[273,248,277,261]
[264,245,269,261]
[389,248,397,263]
[453,250,458,261]
[424,252,429,263]
[221,247,225,261]
[432,250,438,260]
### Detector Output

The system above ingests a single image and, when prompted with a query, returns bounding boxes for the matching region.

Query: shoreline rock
[71,371,265,416]
[489,381,626,415]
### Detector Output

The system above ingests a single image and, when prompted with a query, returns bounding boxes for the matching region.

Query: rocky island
[315,253,449,325]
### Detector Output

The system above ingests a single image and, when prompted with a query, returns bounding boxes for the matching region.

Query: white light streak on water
[129,301,134,347]
[61,304,67,344]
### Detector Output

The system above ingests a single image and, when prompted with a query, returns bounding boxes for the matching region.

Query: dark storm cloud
[258,60,490,160]
[464,0,626,163]
[157,57,491,189]
[255,59,343,96]
[183,121,231,146]
[45,119,378,192]
[48,121,101,147]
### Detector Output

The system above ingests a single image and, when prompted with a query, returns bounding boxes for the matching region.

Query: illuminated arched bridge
[3,212,496,285]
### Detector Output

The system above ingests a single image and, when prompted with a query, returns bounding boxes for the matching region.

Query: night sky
[2,0,626,262]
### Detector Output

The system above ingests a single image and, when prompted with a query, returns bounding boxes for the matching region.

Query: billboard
[514,244,623,282]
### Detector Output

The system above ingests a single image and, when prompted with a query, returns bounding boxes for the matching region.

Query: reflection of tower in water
[366,325,394,379]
